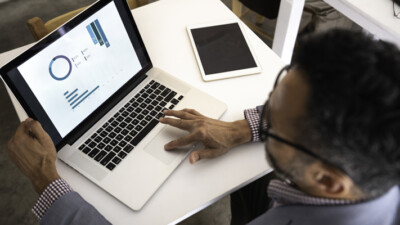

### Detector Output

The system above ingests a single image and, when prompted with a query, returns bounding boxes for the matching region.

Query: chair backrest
[27,0,148,41]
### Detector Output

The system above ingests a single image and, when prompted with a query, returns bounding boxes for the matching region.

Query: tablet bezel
[187,20,262,81]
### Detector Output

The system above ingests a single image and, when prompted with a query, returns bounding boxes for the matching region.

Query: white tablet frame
[187,20,262,81]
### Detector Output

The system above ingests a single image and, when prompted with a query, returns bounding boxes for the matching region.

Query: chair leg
[26,17,47,41]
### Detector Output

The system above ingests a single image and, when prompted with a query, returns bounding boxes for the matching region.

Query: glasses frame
[259,65,349,177]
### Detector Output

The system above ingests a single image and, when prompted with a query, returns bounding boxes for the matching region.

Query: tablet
[187,21,261,81]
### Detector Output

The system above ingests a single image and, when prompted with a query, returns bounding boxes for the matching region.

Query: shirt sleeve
[244,107,262,142]
[32,178,73,220]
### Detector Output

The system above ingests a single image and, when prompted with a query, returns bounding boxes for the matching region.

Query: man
[8,29,400,224]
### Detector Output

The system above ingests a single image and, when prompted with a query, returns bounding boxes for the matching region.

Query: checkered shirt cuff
[244,107,261,142]
[32,178,73,220]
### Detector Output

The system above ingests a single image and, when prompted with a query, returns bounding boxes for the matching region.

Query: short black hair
[292,29,400,197]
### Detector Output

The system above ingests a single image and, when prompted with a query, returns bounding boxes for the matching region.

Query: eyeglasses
[259,66,350,178]
[394,0,400,19]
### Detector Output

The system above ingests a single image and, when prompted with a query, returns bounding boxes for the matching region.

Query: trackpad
[144,126,192,165]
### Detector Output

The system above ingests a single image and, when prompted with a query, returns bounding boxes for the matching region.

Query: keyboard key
[121,129,129,135]
[135,108,142,113]
[83,147,91,154]
[140,120,148,126]
[127,107,134,112]
[97,143,105,149]
[131,119,159,146]
[160,88,170,96]
[88,148,100,158]
[123,144,134,153]
[112,157,122,165]
[118,151,127,158]
[100,131,108,138]
[109,132,116,138]
[129,111,137,117]
[178,95,184,100]
[94,137,102,143]
[151,82,160,89]
[147,105,154,111]
[132,102,139,107]
[146,89,152,94]
[94,151,107,162]
[91,133,97,139]
[116,134,124,141]
[106,163,116,171]
[155,106,162,111]
[78,145,85,150]
[110,140,118,146]
[105,126,113,132]
[127,124,134,130]
[100,152,116,166]
[113,146,122,153]
[145,98,152,104]
[114,127,122,133]
[85,139,91,145]
[111,121,119,127]
[124,135,133,142]
[145,115,152,121]
[141,93,149,98]
[132,119,139,125]
[119,141,127,147]
[150,94,157,99]
[135,125,143,131]
[89,141,96,148]
[116,116,124,122]
[137,97,144,103]
[154,89,161,95]
[159,85,165,90]
[105,145,112,151]
[171,99,179,105]
[150,110,157,116]
[119,107,125,113]
[156,96,163,101]
[102,122,109,128]
[122,111,129,117]
[129,130,137,136]
[165,91,177,102]
[169,105,175,110]
[119,122,127,128]
[150,80,155,84]
[142,109,149,115]
[137,115,144,120]
[103,137,111,144]
[160,101,167,107]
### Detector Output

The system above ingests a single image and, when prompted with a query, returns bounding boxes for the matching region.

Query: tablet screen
[190,23,257,75]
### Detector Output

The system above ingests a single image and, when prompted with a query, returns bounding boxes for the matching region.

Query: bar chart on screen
[64,85,100,109]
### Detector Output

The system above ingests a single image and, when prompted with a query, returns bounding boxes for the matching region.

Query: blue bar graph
[94,19,110,48]
[66,88,78,99]
[72,86,99,109]
[63,85,99,109]
[86,25,98,45]
[86,19,110,48]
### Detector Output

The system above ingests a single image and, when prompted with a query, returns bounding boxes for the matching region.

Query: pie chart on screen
[49,55,72,81]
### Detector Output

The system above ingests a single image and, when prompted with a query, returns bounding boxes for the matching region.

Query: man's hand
[8,118,60,194]
[159,109,252,164]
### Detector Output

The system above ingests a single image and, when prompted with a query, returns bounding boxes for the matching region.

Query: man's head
[264,29,400,200]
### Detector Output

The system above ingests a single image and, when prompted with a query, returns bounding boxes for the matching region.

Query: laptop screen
[0,0,151,149]
[18,2,140,138]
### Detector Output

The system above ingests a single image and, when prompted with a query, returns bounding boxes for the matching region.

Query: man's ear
[303,162,356,199]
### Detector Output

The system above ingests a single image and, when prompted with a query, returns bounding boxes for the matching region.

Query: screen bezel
[0,0,152,150]
[187,20,262,82]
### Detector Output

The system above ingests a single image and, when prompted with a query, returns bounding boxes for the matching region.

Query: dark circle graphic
[49,55,72,81]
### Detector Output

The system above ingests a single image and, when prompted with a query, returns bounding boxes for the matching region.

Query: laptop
[0,0,226,210]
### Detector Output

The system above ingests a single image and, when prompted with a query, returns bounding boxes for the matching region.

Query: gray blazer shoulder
[249,186,400,225]
[41,191,111,225]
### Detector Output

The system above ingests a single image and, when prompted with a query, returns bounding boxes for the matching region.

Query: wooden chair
[27,0,148,41]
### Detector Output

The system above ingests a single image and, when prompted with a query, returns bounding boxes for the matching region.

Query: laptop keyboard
[78,80,184,171]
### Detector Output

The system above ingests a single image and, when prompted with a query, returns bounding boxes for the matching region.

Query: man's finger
[164,133,197,150]
[182,108,203,117]
[163,109,197,120]
[189,149,218,164]
[159,117,192,130]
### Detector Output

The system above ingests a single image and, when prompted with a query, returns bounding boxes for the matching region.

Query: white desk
[0,0,284,224]
[273,0,400,63]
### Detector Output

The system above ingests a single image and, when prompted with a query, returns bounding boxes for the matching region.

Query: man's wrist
[231,119,252,146]
[31,171,61,194]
